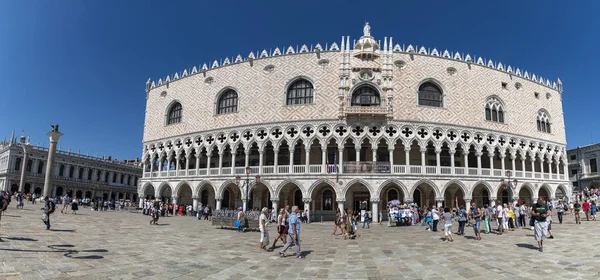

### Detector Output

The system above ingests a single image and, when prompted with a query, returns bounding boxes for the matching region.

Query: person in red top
[583,200,591,221]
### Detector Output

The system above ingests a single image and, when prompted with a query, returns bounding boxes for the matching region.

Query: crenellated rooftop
[146,26,563,93]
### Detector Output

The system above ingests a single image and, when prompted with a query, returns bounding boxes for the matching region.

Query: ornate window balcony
[344,106,389,117]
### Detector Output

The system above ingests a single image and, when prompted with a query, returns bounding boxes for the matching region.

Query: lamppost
[236,166,260,213]
[500,170,518,203]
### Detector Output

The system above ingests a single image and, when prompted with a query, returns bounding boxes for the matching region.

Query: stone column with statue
[43,125,63,198]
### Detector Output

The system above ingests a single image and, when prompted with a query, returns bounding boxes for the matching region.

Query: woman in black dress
[71,197,79,214]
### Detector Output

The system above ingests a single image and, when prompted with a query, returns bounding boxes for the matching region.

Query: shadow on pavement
[50,229,76,232]
[5,237,38,242]
[516,243,538,250]
[155,224,170,226]
[463,236,477,240]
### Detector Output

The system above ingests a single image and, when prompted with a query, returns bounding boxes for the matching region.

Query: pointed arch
[249,179,275,197]
[376,179,409,199]
[342,178,374,198]
[218,179,239,199]
[468,180,493,198]
[275,179,305,199]
[165,100,182,125]
[307,179,338,198]
[410,179,440,198]
[174,180,192,196]
[156,182,173,197]
[441,180,468,199]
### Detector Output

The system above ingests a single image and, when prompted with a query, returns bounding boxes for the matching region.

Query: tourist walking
[519,203,527,227]
[60,195,69,214]
[484,204,492,234]
[271,209,287,250]
[431,206,440,232]
[41,197,56,230]
[496,201,504,235]
[574,200,582,224]
[456,205,467,235]
[557,201,565,224]
[470,202,482,240]
[259,207,269,251]
[583,200,590,221]
[0,191,7,241]
[280,205,302,258]
[441,208,453,242]
[591,201,597,221]
[531,198,549,252]
[236,207,244,232]
[71,197,79,214]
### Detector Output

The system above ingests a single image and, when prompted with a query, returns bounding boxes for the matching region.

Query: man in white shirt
[496,201,504,235]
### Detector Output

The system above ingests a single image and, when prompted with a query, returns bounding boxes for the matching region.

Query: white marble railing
[141,163,568,181]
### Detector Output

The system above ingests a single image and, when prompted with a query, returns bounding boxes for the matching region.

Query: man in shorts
[531,198,549,252]
[470,202,482,240]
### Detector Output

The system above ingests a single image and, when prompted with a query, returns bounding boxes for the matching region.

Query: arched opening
[249,183,270,211]
[198,185,216,209]
[380,183,406,220]
[556,185,567,201]
[279,183,302,210]
[178,184,193,206]
[471,184,490,207]
[55,186,64,197]
[76,190,82,199]
[413,183,435,208]
[85,191,92,199]
[143,184,155,200]
[221,183,241,210]
[497,184,513,205]
[66,189,73,197]
[519,186,533,207]
[310,182,337,221]
[34,187,42,195]
[345,183,371,214]
[103,193,108,201]
[351,84,380,106]
[443,183,465,208]
[159,184,172,203]
[24,183,31,194]
[538,186,550,202]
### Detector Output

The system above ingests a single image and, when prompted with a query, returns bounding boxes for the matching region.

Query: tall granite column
[19,141,32,193]
[43,128,63,198]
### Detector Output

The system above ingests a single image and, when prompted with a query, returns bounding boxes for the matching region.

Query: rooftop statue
[51,124,60,133]
[363,22,371,37]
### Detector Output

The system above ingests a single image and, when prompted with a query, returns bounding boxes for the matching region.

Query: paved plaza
[1,203,599,279]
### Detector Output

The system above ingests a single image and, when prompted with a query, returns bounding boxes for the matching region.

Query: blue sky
[0,0,598,159]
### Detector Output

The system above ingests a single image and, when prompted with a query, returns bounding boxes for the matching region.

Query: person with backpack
[362,211,371,229]
[41,196,56,230]
[456,205,467,235]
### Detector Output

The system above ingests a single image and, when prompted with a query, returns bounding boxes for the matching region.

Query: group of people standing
[252,205,303,258]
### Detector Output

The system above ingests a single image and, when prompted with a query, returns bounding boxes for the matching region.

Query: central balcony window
[351,85,380,106]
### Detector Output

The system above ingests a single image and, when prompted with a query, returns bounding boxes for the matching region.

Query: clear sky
[0,0,598,159]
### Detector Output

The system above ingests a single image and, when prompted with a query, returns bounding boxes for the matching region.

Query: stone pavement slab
[1,204,600,279]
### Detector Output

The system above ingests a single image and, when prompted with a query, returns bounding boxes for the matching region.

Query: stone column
[511,155,516,176]
[371,199,380,224]
[231,150,237,170]
[218,152,224,175]
[43,130,63,198]
[303,198,311,223]
[305,146,310,173]
[185,154,191,171]
[271,199,279,214]
[338,145,344,174]
[521,158,526,173]
[195,153,200,174]
[463,150,469,170]
[206,154,211,174]
[450,149,455,174]
[435,149,441,174]
[172,196,178,206]
[139,196,144,208]
[420,148,426,174]
[289,149,294,172]
[192,196,199,211]
[337,200,345,214]
[489,152,494,173]
[19,143,32,193]
[547,158,552,176]
[273,149,279,174]
[388,148,394,171]
[531,157,536,174]
[321,146,327,174]
[258,150,263,174]
[500,153,506,175]
[242,200,248,212]
[355,145,360,163]
[245,148,250,168]
[476,152,482,175]
[405,147,411,173]
[216,198,222,210]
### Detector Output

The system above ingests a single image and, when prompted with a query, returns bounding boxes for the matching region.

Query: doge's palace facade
[139,24,569,221]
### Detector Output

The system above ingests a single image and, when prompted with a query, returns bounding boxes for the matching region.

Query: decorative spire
[9,130,15,144]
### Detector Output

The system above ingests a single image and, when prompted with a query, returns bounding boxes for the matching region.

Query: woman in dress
[591,201,597,221]
[259,207,269,251]
[71,196,79,214]
[270,208,287,250]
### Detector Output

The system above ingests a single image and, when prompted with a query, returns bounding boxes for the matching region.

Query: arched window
[88,169,93,180]
[37,161,44,174]
[351,85,380,106]
[537,110,551,133]
[15,157,21,171]
[166,102,182,125]
[105,172,109,182]
[69,166,75,178]
[485,97,505,123]
[78,167,84,179]
[322,190,333,211]
[217,90,238,114]
[418,82,443,107]
[26,160,33,172]
[286,79,314,105]
[59,164,65,176]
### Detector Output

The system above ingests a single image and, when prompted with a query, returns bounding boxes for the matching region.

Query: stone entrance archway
[538,185,550,202]
[279,183,303,210]
[24,183,31,194]
[76,190,83,199]
[55,186,64,197]
[249,183,270,210]
[34,187,42,195]
[143,184,155,200]
[178,184,193,206]
[444,184,465,208]
[519,186,533,206]
[345,184,370,214]
[379,183,405,220]
[310,182,337,221]
[413,183,435,209]
[159,184,172,203]
[471,184,490,207]
[497,184,513,205]
[556,185,567,201]
[221,183,241,210]
[198,184,216,209]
